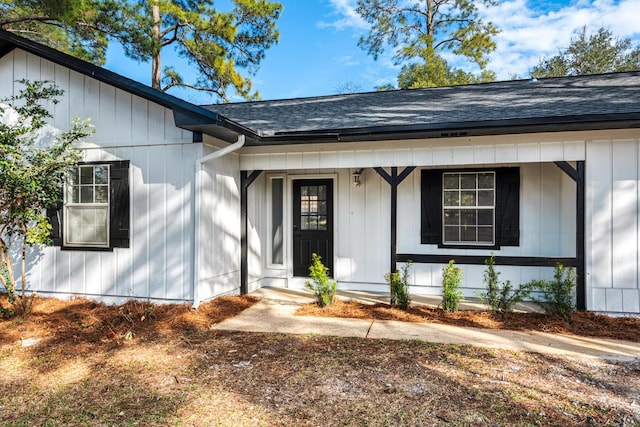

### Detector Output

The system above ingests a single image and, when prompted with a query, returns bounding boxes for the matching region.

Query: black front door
[292,179,334,277]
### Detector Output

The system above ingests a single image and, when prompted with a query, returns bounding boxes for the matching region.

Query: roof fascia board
[240,114,640,146]
[0,41,15,59]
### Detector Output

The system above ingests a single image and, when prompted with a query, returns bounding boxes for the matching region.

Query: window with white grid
[442,172,495,245]
[64,165,110,247]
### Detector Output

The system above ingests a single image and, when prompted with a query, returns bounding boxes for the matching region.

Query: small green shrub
[441,260,463,312]
[479,254,532,318]
[0,265,16,317]
[528,263,576,321]
[385,261,412,311]
[304,253,336,307]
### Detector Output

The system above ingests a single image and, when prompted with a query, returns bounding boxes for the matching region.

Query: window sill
[436,242,501,250]
[60,245,114,252]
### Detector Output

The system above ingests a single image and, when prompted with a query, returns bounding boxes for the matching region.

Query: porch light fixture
[352,168,363,187]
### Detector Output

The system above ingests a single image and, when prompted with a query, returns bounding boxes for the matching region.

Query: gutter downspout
[193,134,246,309]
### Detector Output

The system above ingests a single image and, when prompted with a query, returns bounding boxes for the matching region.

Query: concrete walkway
[211,287,640,361]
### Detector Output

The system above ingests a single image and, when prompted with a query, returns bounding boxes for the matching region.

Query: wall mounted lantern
[352,168,363,187]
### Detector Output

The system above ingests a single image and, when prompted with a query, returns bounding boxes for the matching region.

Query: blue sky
[105,0,640,104]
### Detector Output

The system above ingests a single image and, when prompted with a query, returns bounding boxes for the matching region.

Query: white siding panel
[68,70,85,128]
[605,289,623,313]
[586,141,613,289]
[591,288,607,312]
[623,289,640,313]
[336,169,352,282]
[539,164,561,255]
[53,64,71,128]
[12,50,27,92]
[115,89,133,142]
[473,145,495,164]
[412,147,433,165]
[520,164,541,255]
[432,147,453,165]
[0,51,14,94]
[147,102,165,143]
[611,140,638,289]
[517,143,540,162]
[286,152,303,169]
[164,144,189,300]
[586,138,640,313]
[131,96,148,142]
[540,143,564,161]
[84,78,100,138]
[394,148,412,166]
[302,151,320,168]
[336,151,355,168]
[349,170,367,281]
[269,153,287,169]
[164,107,183,140]
[318,151,338,168]
[148,146,167,299]
[26,49,41,81]
[131,148,151,298]
[452,145,474,164]
[494,144,518,163]
[197,146,241,301]
[564,141,585,161]
[99,82,116,139]
[365,172,388,281]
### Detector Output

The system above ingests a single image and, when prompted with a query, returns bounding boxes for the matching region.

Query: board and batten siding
[246,164,576,296]
[196,139,242,303]
[1,48,204,303]
[586,137,640,314]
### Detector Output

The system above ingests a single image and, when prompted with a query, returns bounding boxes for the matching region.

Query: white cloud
[322,0,640,82]
[480,0,640,79]
[317,0,368,31]
[334,55,360,66]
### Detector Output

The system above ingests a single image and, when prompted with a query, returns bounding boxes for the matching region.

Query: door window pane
[300,184,328,231]
[271,178,283,265]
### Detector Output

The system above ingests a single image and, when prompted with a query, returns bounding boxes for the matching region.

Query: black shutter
[109,160,130,248]
[420,169,442,244]
[46,201,63,246]
[496,167,520,247]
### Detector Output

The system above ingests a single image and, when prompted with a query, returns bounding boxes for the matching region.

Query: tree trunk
[151,2,161,90]
[427,0,434,37]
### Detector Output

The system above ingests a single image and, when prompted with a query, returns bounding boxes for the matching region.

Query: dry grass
[1,294,639,426]
[297,298,640,342]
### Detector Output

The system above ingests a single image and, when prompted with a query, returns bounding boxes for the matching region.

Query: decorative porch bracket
[241,170,263,295]
[374,166,416,275]
[554,161,586,311]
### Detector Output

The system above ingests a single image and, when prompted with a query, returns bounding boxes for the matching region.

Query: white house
[1,30,640,315]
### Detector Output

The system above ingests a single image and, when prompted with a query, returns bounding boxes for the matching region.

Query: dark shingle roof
[203,72,640,142]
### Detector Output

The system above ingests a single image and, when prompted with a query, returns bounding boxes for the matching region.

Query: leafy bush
[479,254,532,318]
[528,264,576,321]
[304,253,336,307]
[0,265,15,317]
[385,261,412,311]
[441,260,463,312]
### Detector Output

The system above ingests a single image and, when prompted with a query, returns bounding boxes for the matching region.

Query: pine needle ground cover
[1,294,639,426]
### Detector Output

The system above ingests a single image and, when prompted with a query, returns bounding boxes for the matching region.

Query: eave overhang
[176,111,640,146]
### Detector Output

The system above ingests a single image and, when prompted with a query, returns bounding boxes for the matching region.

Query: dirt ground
[1,295,639,426]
